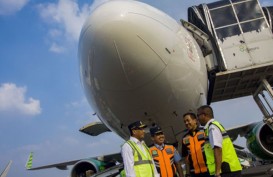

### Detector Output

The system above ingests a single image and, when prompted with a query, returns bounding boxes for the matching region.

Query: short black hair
[183,112,197,119]
[197,105,214,118]
[129,129,133,136]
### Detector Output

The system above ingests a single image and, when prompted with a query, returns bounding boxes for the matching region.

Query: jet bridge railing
[262,6,273,33]
[188,0,273,107]
[253,79,273,131]
[188,0,273,72]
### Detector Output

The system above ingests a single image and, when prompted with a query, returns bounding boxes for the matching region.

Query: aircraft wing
[26,152,122,171]
[0,161,12,177]
[79,122,111,136]
[226,122,258,141]
[26,153,79,170]
[27,160,79,170]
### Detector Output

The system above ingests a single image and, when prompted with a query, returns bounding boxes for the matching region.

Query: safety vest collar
[154,143,164,150]
[129,136,144,145]
[203,119,215,130]
[127,140,150,161]
[185,126,203,136]
[204,121,229,141]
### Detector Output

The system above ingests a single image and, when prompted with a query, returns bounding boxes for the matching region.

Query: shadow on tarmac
[242,164,273,177]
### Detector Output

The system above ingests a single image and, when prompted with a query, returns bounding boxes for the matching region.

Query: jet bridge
[186,0,273,130]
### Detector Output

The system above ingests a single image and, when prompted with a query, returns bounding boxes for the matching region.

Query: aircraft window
[188,0,270,42]
[231,0,247,3]
[234,1,263,22]
[207,0,230,9]
[210,6,237,28]
[216,25,241,40]
[241,19,267,33]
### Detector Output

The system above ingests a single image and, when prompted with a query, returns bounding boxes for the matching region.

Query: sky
[0,0,273,177]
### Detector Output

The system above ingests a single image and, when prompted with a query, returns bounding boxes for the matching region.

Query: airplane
[26,151,122,176]
[27,0,273,176]
[0,161,12,177]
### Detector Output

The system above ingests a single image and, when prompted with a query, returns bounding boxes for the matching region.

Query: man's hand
[214,146,222,176]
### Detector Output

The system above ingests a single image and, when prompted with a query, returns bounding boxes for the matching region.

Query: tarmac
[242,164,273,177]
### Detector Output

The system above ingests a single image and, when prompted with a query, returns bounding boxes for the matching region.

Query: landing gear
[253,79,273,130]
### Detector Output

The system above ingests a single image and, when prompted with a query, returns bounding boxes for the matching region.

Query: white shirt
[121,136,160,177]
[203,119,223,148]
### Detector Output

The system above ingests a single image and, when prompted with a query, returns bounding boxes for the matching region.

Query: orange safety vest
[149,144,177,177]
[182,130,208,174]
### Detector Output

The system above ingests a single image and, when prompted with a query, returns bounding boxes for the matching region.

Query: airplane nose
[79,0,178,91]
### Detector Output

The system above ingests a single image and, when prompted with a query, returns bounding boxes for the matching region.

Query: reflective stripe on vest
[204,121,242,175]
[127,140,155,177]
[182,130,208,174]
[149,144,176,177]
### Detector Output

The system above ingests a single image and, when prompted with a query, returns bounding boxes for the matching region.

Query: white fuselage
[78,0,208,144]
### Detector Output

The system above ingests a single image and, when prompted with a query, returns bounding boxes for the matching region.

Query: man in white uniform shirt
[121,121,160,177]
[197,105,242,177]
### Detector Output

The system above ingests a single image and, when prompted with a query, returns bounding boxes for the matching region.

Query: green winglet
[25,152,33,169]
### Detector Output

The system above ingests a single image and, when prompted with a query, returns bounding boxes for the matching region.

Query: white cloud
[38,0,90,42]
[0,0,29,15]
[0,83,41,117]
[49,29,62,38]
[49,42,65,53]
[37,0,108,53]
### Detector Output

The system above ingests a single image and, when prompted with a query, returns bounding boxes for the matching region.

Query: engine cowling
[246,122,273,160]
[70,159,104,177]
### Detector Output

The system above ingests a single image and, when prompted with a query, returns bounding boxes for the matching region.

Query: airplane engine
[246,122,273,160]
[70,159,102,177]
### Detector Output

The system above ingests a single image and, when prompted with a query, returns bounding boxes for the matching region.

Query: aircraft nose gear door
[253,79,273,131]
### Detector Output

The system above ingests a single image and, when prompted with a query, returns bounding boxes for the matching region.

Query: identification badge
[197,133,205,140]
[165,148,173,154]
[183,138,190,145]
[152,150,158,157]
